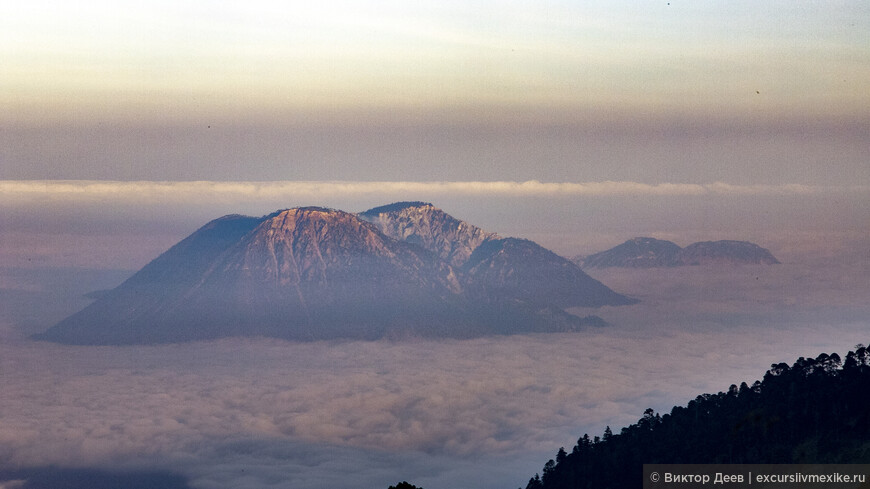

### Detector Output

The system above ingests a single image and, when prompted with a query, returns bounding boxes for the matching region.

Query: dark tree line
[523,345,870,489]
[388,482,423,489]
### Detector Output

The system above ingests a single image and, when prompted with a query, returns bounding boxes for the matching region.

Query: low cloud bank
[2,180,865,204]
[3,179,867,269]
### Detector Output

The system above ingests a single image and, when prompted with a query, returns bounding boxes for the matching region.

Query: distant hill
[678,240,781,266]
[578,237,683,268]
[35,203,633,345]
[578,238,780,268]
[521,345,870,489]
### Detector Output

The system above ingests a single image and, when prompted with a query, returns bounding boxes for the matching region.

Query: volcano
[36,203,634,344]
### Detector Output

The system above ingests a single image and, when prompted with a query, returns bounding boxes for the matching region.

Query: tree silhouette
[523,345,870,489]
[388,482,423,489]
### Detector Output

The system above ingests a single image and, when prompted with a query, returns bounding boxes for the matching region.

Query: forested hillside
[523,345,870,489]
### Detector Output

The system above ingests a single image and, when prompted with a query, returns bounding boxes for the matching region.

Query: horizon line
[3,180,868,202]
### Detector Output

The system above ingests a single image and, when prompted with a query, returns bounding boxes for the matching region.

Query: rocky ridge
[360,201,496,267]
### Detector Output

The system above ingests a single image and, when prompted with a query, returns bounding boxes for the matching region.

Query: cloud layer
[3,180,865,204]
[2,258,869,488]
[2,179,868,270]
[3,324,867,489]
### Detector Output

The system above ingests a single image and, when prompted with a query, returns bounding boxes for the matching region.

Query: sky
[2,1,868,267]
[1,1,868,184]
[1,2,870,489]
[1,1,868,123]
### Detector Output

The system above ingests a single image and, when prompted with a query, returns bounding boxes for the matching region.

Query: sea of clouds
[2,325,867,489]
[1,254,868,489]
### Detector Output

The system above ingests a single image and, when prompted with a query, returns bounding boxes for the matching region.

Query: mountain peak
[262,205,336,219]
[360,202,496,267]
[679,240,780,265]
[629,237,670,245]
[359,201,433,217]
[581,237,682,268]
[264,206,360,231]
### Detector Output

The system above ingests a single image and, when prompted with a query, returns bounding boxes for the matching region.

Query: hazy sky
[3,1,868,122]
[2,1,869,269]
[1,1,868,184]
